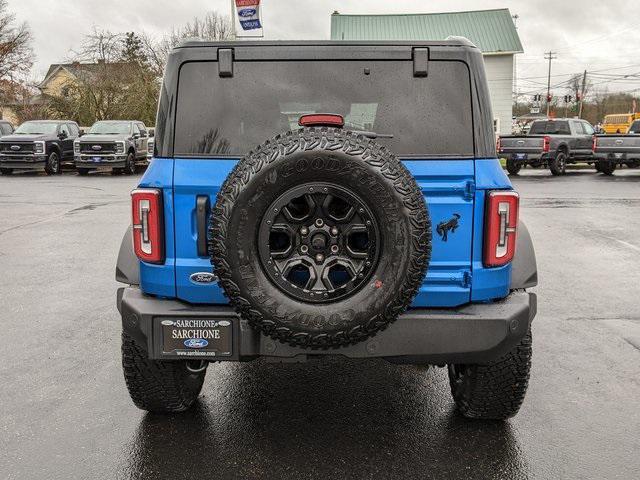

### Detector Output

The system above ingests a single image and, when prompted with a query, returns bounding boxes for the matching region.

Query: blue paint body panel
[137,156,514,307]
[137,158,176,298]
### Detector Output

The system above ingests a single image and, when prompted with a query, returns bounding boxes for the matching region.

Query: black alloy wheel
[258,183,381,304]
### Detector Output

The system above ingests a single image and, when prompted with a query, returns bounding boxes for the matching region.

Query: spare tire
[210,127,431,349]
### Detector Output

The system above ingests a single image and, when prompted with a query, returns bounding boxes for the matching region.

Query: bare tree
[143,11,233,76]
[71,28,125,64]
[0,0,33,81]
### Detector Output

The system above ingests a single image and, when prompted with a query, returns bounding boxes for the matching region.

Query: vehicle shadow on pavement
[119,358,529,480]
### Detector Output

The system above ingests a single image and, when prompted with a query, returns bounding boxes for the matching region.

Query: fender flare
[511,220,538,289]
[115,227,139,285]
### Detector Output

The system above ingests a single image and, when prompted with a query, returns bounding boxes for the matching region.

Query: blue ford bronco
[116,39,538,420]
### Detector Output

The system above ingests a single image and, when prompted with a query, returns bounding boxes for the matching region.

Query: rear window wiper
[355,131,394,139]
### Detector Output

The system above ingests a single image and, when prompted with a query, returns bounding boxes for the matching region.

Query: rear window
[529,120,571,135]
[628,121,640,133]
[174,60,474,157]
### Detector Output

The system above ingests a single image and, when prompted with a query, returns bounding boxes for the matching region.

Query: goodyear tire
[210,127,431,349]
[121,332,206,413]
[448,328,532,420]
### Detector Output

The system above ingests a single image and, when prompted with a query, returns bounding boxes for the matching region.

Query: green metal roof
[330,8,523,54]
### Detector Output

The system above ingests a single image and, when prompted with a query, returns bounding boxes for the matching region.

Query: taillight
[299,114,344,128]
[131,188,164,264]
[542,136,551,153]
[592,136,598,151]
[496,137,501,153]
[484,191,519,268]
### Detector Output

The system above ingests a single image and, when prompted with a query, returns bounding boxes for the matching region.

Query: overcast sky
[8,0,640,96]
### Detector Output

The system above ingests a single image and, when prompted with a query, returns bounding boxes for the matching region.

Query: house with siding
[330,8,523,135]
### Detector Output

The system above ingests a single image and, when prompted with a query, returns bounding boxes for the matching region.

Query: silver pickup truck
[593,120,640,175]
[74,120,153,175]
[498,118,596,176]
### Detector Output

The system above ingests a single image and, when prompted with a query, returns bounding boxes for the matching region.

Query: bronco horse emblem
[436,214,461,242]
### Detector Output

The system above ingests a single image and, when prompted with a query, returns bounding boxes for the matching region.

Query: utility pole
[512,14,519,104]
[578,70,587,119]
[230,0,237,39]
[545,51,557,116]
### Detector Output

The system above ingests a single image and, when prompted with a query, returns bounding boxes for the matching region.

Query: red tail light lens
[484,191,519,268]
[592,136,598,151]
[543,136,551,153]
[131,188,164,264]
[299,114,344,128]
[496,137,502,153]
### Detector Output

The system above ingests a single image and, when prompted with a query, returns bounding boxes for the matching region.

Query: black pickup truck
[498,118,596,175]
[0,120,80,175]
[593,120,640,175]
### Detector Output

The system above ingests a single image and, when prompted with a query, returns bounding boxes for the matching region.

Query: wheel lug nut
[330,227,339,236]
[331,245,339,253]
[315,218,324,227]
[300,227,309,236]
[301,245,309,254]
[315,254,324,263]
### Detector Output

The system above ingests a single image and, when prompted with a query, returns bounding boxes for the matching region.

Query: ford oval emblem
[92,145,102,151]
[238,8,256,17]
[10,145,20,151]
[184,338,209,349]
[218,320,231,327]
[190,272,218,285]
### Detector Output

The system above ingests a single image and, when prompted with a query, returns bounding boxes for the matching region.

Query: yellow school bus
[603,113,640,134]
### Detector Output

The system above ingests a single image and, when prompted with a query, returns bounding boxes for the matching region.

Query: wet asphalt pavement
[1,167,639,479]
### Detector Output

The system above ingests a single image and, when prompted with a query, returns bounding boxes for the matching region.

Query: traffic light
[547,94,552,103]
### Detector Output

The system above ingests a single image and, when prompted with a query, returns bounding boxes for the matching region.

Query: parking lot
[1,168,639,479]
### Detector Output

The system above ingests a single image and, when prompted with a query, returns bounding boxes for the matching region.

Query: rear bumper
[594,152,640,162]
[501,152,545,162]
[117,287,536,364]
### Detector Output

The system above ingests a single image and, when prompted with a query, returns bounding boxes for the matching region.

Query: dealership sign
[236,0,262,30]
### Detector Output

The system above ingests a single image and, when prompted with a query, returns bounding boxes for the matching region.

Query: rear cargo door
[171,46,476,307]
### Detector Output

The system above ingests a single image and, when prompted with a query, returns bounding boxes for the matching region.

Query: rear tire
[549,151,567,176]
[597,159,616,176]
[505,158,521,175]
[627,160,640,169]
[0,168,13,175]
[121,332,206,413]
[448,329,532,420]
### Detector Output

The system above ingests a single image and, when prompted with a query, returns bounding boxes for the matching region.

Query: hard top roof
[175,39,479,50]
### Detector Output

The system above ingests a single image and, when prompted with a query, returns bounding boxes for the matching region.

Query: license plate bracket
[515,153,528,161]
[160,318,233,358]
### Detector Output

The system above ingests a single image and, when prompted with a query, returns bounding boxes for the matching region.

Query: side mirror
[149,130,155,138]
[133,133,140,140]
[58,131,68,140]
[78,129,85,137]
